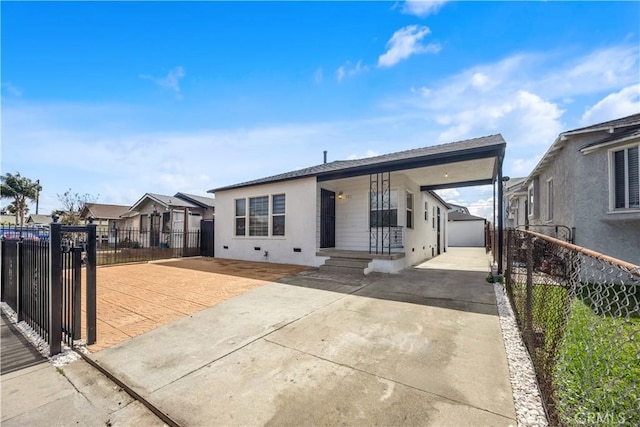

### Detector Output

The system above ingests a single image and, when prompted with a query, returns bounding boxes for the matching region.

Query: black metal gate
[320,189,336,248]
[0,220,97,355]
[200,219,214,257]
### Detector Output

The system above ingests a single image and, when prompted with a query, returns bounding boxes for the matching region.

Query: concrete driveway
[91,249,516,426]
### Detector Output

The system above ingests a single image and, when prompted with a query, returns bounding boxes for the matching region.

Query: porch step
[319,256,373,275]
[323,257,371,269]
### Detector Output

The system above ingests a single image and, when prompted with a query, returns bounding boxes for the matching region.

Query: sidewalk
[1,313,165,426]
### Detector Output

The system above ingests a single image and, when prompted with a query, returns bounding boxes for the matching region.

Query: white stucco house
[209,135,507,274]
[509,113,640,265]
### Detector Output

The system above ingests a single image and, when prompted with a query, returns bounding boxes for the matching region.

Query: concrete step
[324,258,371,268]
[319,265,366,275]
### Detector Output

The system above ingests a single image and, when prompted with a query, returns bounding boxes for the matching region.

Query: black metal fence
[0,223,97,355]
[504,228,640,426]
[96,228,201,265]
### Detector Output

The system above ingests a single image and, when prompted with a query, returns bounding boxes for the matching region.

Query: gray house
[519,113,640,265]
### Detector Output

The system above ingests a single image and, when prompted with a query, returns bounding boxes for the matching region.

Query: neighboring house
[448,211,487,247]
[79,203,131,245]
[522,113,640,265]
[126,193,215,248]
[502,177,527,229]
[447,203,470,215]
[26,214,52,226]
[209,135,506,274]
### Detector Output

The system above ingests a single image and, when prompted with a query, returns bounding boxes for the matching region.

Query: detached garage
[448,211,487,247]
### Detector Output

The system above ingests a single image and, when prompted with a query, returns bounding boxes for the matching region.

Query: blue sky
[2,1,639,219]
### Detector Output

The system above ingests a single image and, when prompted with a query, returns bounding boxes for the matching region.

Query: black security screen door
[320,189,336,248]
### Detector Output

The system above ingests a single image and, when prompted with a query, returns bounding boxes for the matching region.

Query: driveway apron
[90,248,517,426]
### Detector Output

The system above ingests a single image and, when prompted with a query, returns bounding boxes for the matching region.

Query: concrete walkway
[90,248,516,426]
[1,313,165,426]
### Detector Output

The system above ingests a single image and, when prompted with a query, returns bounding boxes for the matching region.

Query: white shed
[448,211,487,247]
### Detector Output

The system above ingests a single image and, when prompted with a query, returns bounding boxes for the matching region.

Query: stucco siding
[529,132,640,265]
[214,177,318,266]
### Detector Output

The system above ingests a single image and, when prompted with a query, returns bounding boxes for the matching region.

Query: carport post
[497,159,504,274]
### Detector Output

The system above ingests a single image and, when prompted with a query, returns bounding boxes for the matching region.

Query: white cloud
[336,60,369,82]
[401,1,448,17]
[467,197,495,221]
[378,25,441,68]
[511,155,543,176]
[140,66,186,97]
[434,188,459,199]
[346,150,381,160]
[1,82,23,97]
[581,84,640,125]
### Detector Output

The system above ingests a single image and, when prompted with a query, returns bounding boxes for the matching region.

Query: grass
[509,281,640,426]
[554,294,639,426]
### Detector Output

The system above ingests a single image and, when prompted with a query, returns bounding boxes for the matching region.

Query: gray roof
[27,214,53,224]
[526,113,640,185]
[174,192,215,208]
[578,125,640,152]
[448,211,487,222]
[80,203,131,220]
[564,113,640,135]
[131,193,199,211]
[210,134,505,193]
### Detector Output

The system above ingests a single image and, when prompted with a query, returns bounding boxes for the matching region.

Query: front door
[150,214,161,247]
[436,206,441,255]
[320,189,336,248]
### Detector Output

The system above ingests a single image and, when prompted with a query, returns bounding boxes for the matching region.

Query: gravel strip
[1,302,87,367]
[493,283,549,427]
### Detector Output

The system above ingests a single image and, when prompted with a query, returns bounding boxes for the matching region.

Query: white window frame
[546,178,554,221]
[609,143,640,211]
[234,194,287,237]
[271,194,286,236]
[528,183,535,218]
[406,191,414,229]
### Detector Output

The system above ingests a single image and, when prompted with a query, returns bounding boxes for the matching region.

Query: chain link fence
[504,229,639,426]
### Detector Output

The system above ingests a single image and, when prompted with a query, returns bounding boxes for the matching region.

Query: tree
[0,172,41,226]
[56,189,99,225]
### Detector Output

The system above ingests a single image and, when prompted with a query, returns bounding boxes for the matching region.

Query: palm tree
[0,172,41,226]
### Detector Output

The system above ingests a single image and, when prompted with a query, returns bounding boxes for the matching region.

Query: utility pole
[35,179,40,214]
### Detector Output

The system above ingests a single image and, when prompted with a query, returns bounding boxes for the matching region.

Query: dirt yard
[85,258,308,352]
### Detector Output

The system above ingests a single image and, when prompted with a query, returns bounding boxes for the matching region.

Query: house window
[612,146,639,210]
[272,194,285,236]
[370,190,398,227]
[406,191,414,229]
[162,212,171,232]
[139,215,148,232]
[424,201,429,221]
[235,199,246,236]
[547,179,554,221]
[432,206,436,229]
[528,184,535,217]
[249,196,269,236]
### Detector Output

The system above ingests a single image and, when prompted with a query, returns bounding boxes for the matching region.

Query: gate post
[49,220,62,355]
[72,248,82,340]
[86,220,97,345]
[16,239,23,321]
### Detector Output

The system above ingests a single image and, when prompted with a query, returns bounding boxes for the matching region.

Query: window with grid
[613,146,639,210]
[272,194,285,236]
[369,190,398,227]
[235,199,246,236]
[406,191,414,229]
[249,196,269,236]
